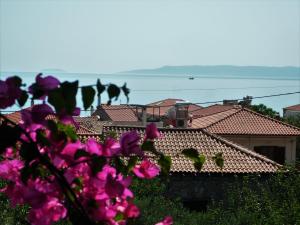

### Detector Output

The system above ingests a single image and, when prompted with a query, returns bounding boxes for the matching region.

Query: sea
[0,71,299,116]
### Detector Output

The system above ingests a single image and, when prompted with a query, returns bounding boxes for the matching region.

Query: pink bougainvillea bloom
[133,159,160,179]
[124,203,140,218]
[29,74,60,99]
[60,140,83,162]
[21,104,54,126]
[101,138,120,156]
[0,78,22,109]
[145,123,161,140]
[155,216,173,225]
[28,198,67,225]
[0,159,23,182]
[86,138,102,155]
[119,131,143,156]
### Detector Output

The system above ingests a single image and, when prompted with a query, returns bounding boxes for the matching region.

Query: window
[254,146,285,164]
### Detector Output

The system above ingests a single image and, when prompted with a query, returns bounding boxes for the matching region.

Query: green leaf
[9,76,22,87]
[96,79,106,96]
[158,154,171,176]
[17,90,28,107]
[121,83,130,103]
[127,156,138,172]
[115,213,124,222]
[82,86,95,110]
[182,148,199,161]
[114,157,126,174]
[107,84,120,103]
[20,164,31,184]
[48,81,78,115]
[91,156,106,175]
[74,149,90,160]
[141,140,156,152]
[0,123,21,153]
[213,152,224,169]
[193,154,206,171]
[20,142,39,162]
[48,88,64,113]
[61,81,78,114]
[57,123,78,141]
[36,129,51,146]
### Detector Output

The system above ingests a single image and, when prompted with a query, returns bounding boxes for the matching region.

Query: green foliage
[48,81,78,115]
[212,152,224,169]
[182,148,206,171]
[130,167,300,225]
[17,91,29,107]
[284,114,300,128]
[250,104,279,118]
[81,86,96,110]
[158,155,171,176]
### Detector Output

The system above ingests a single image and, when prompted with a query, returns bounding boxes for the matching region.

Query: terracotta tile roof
[189,104,238,118]
[92,105,140,122]
[3,110,23,124]
[284,104,300,111]
[78,126,280,174]
[2,107,57,124]
[73,116,108,134]
[147,98,202,116]
[193,107,300,136]
[191,108,240,128]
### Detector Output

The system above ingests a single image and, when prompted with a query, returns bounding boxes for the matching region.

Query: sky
[0,0,300,73]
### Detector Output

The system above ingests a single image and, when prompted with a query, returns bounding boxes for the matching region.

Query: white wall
[221,135,297,164]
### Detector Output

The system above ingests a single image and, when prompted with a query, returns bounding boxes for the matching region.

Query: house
[146,98,202,118]
[91,104,146,126]
[78,125,280,208]
[283,104,300,118]
[188,104,300,164]
[1,107,100,134]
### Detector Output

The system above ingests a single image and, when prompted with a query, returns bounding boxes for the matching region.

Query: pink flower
[0,77,22,109]
[101,138,120,157]
[60,141,83,162]
[120,131,143,156]
[124,203,140,218]
[155,216,173,225]
[145,123,161,140]
[0,159,23,182]
[21,104,54,125]
[86,138,101,155]
[133,159,160,179]
[29,74,60,100]
[28,198,67,225]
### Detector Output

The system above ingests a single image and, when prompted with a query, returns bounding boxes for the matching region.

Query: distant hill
[120,65,300,77]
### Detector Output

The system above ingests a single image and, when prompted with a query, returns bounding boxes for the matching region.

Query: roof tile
[78,126,280,174]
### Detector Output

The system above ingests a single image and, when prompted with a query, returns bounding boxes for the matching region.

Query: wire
[1,91,299,113]
[131,85,299,92]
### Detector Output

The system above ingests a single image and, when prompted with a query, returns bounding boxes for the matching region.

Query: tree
[0,74,222,225]
[249,104,280,118]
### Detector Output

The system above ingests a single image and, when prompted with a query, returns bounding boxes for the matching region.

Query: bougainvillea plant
[0,74,223,225]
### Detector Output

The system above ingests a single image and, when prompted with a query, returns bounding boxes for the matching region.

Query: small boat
[188,76,194,80]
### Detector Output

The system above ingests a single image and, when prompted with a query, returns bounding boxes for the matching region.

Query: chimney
[223,99,238,106]
[174,102,189,128]
[141,106,147,126]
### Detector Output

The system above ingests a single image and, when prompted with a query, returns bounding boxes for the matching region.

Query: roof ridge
[243,107,300,131]
[197,128,281,167]
[191,104,239,118]
[203,107,243,129]
[101,125,281,168]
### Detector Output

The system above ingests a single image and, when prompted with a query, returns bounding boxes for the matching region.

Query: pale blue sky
[0,0,299,73]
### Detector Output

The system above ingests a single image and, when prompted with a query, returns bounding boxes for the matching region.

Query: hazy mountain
[120,65,300,77]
